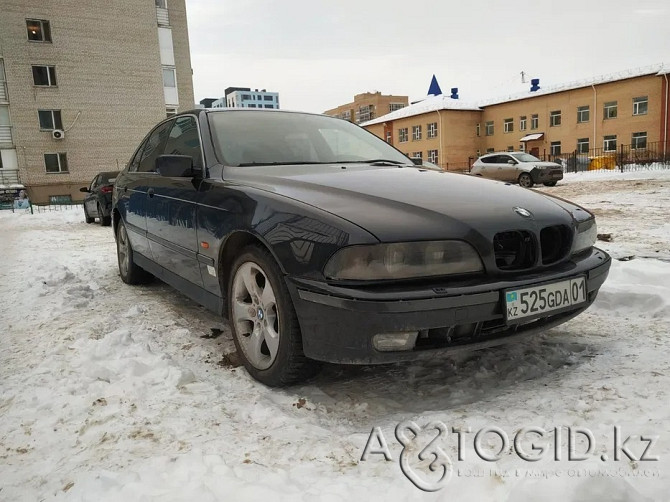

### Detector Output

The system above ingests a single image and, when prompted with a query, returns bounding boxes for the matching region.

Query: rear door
[115,120,173,259]
[145,115,205,287]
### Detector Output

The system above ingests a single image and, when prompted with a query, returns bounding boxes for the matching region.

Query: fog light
[373,331,418,352]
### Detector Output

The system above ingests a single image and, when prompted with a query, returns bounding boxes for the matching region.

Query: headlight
[324,240,483,281]
[572,219,597,255]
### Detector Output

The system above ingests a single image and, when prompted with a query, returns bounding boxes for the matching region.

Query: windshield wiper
[338,159,410,166]
[237,161,333,167]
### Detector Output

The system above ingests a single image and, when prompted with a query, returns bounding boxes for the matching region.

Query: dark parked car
[112,109,611,386]
[80,171,118,226]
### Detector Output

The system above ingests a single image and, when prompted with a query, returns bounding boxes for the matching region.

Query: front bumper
[287,247,610,364]
[531,167,564,184]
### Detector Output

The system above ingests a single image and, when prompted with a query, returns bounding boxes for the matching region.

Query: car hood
[225,165,578,242]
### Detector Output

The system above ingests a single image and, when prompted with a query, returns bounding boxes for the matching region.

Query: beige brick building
[361,65,670,171]
[0,0,194,203]
[324,91,409,124]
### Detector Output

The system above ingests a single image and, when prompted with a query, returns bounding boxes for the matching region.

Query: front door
[145,115,205,288]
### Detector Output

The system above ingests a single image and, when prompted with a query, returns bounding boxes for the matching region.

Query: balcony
[0,169,21,186]
[0,125,12,146]
[156,7,169,26]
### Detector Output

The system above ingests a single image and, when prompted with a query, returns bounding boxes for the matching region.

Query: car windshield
[208,111,412,167]
[510,153,541,162]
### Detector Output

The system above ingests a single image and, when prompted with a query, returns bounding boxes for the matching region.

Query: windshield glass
[511,153,541,162]
[208,111,412,167]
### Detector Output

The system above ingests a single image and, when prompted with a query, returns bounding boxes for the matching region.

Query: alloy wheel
[231,262,280,370]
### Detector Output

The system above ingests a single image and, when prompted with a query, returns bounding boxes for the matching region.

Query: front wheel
[116,220,152,284]
[227,245,319,386]
[518,172,534,188]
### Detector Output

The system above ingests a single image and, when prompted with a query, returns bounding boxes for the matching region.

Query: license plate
[505,277,587,321]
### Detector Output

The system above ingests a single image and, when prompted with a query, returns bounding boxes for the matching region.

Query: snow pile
[1,172,669,501]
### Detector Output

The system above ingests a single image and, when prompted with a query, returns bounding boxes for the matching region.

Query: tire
[84,206,94,224]
[227,245,319,386]
[543,181,557,187]
[116,219,153,285]
[518,172,534,188]
[98,204,111,226]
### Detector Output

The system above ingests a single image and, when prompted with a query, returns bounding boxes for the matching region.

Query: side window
[483,155,499,164]
[89,175,99,191]
[163,116,202,168]
[138,120,173,172]
[128,143,145,172]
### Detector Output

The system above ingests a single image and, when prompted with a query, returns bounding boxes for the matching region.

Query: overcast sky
[185,0,669,113]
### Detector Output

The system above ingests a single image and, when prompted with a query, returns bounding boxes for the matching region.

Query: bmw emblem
[513,207,533,218]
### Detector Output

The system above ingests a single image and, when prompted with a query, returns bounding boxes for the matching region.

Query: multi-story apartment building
[362,65,670,171]
[207,87,280,109]
[324,91,409,124]
[0,0,194,204]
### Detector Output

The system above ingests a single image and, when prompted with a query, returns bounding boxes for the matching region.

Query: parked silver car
[471,152,563,188]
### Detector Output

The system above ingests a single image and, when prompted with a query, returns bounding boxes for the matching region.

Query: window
[385,131,391,143]
[26,19,51,42]
[32,65,57,86]
[632,132,647,150]
[155,0,167,7]
[519,116,527,131]
[411,151,422,159]
[504,118,513,133]
[603,135,617,152]
[136,120,173,172]
[428,149,438,163]
[633,96,648,116]
[162,68,176,88]
[264,95,274,101]
[427,122,437,138]
[248,104,256,108]
[44,153,68,173]
[38,110,63,130]
[577,138,589,154]
[389,103,405,112]
[577,106,589,123]
[242,94,251,100]
[476,123,480,137]
[550,141,561,155]
[412,125,422,141]
[550,110,561,127]
[604,101,617,119]
[530,114,538,130]
[264,104,273,109]
[166,107,177,117]
[485,121,494,136]
[398,127,408,143]
[164,116,202,168]
[507,146,514,152]
[486,148,495,153]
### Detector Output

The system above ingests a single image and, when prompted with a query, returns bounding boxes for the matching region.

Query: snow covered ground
[1,169,669,501]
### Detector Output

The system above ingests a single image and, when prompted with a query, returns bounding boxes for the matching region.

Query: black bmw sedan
[112,109,610,386]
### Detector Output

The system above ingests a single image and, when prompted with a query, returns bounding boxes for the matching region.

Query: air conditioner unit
[52,129,65,140]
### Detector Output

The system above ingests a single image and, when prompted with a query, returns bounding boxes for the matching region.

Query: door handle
[147,188,154,198]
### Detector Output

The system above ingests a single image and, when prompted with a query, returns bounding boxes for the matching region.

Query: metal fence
[535,140,670,173]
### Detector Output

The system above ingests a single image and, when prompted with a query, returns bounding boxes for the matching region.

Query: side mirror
[156,155,195,177]
[508,159,517,165]
[79,187,90,193]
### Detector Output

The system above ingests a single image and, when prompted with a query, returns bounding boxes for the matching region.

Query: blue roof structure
[427,75,442,96]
